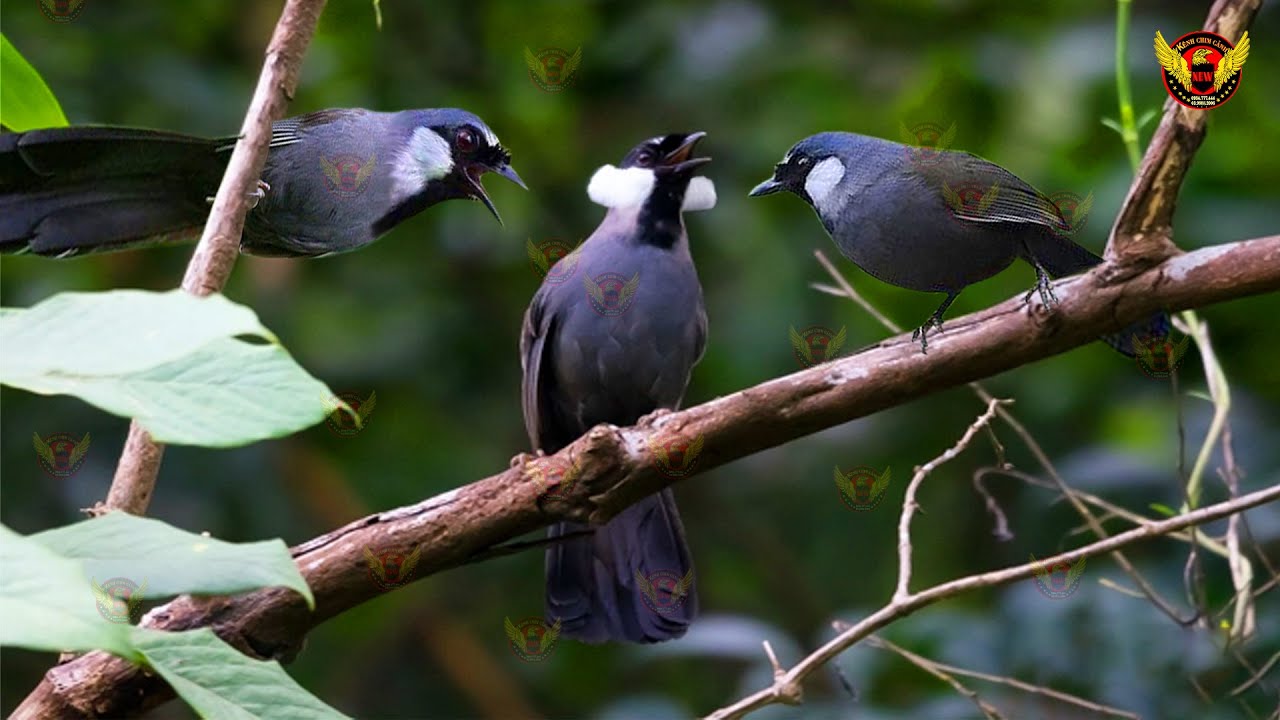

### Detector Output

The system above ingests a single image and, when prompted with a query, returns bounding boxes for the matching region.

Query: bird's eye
[797,156,810,166]
[455,128,478,153]
[637,150,655,167]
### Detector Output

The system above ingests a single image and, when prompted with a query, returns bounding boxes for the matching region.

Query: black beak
[656,131,711,176]
[465,160,526,226]
[749,176,784,197]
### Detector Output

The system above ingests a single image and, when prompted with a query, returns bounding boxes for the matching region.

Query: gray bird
[750,132,1168,353]
[1,108,525,258]
[520,131,716,643]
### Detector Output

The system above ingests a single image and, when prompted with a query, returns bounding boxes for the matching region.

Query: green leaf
[1100,117,1124,135]
[31,512,314,609]
[1149,503,1177,517]
[1,290,337,447]
[134,628,350,719]
[0,34,69,131]
[0,525,137,658]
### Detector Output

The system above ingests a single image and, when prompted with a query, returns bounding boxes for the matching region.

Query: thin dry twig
[103,0,329,517]
[866,635,1007,720]
[896,397,1007,601]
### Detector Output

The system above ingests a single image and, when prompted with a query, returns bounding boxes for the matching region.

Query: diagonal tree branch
[102,0,328,517]
[16,231,1280,717]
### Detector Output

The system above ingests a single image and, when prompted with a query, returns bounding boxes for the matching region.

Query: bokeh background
[3,0,1279,717]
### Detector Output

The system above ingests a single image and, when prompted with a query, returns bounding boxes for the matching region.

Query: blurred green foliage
[2,1,1277,718]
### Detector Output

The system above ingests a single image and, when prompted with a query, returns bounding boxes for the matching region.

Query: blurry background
[2,0,1278,717]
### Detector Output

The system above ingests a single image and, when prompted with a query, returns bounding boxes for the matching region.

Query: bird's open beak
[657,131,711,175]
[748,177,784,197]
[466,161,526,226]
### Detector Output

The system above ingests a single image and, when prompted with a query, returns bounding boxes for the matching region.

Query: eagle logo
[364,545,422,591]
[1030,554,1087,599]
[504,616,562,661]
[524,46,582,92]
[789,325,847,368]
[834,466,891,511]
[941,182,1001,222]
[1047,191,1094,238]
[529,454,582,499]
[33,432,91,479]
[635,568,695,616]
[91,577,147,624]
[899,121,957,168]
[319,153,377,198]
[649,433,705,478]
[38,0,87,23]
[584,271,640,316]
[325,390,377,437]
[1132,332,1191,379]
[526,238,579,284]
[1154,30,1250,109]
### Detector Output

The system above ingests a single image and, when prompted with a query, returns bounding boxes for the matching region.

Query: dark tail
[1023,231,1171,358]
[545,489,697,643]
[1,127,229,257]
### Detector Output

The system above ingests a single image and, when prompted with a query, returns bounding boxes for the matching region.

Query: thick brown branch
[102,0,327,518]
[1104,0,1261,266]
[17,232,1280,717]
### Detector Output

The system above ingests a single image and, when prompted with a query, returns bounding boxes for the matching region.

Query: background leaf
[0,34,68,131]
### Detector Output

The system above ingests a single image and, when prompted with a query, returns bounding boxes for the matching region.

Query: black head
[620,132,711,178]
[414,109,526,224]
[748,133,850,206]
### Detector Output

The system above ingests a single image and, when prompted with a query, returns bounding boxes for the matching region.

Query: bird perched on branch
[1,108,524,258]
[520,131,716,643]
[750,132,1169,353]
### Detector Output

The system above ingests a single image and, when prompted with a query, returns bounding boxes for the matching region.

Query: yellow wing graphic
[562,47,583,81]
[354,153,377,187]
[400,544,423,581]
[869,467,891,499]
[1214,31,1250,90]
[789,326,814,365]
[357,391,377,423]
[833,467,856,499]
[684,434,705,464]
[125,580,148,619]
[69,433,91,467]
[1064,557,1087,585]
[1154,31,1192,91]
[363,547,387,582]
[618,272,641,304]
[827,326,848,359]
[503,616,524,645]
[539,617,562,652]
[527,238,549,273]
[523,47,548,85]
[1169,333,1191,364]
[672,568,695,599]
[1028,554,1050,583]
[32,433,56,466]
[634,569,659,603]
[582,273,606,304]
[90,578,114,610]
[940,182,963,212]
[974,184,1000,215]
[319,155,342,186]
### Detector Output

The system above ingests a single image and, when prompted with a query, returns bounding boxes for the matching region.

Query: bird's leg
[912,292,958,354]
[206,180,271,209]
[1022,256,1059,309]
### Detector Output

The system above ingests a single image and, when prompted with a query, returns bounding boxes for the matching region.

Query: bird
[750,132,1169,353]
[520,131,716,643]
[1,108,525,258]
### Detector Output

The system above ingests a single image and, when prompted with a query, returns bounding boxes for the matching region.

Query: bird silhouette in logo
[32,432,91,476]
[634,568,695,612]
[504,616,562,656]
[834,466,891,508]
[91,578,147,623]
[1154,30,1250,92]
[364,545,422,589]
[789,325,847,366]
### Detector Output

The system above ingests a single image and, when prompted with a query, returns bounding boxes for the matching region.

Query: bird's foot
[911,316,944,354]
[205,180,271,209]
[510,449,545,468]
[1024,267,1059,309]
[638,408,675,427]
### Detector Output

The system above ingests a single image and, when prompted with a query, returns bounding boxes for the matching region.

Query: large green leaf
[0,34,69,131]
[31,512,314,608]
[0,290,338,447]
[135,628,350,719]
[0,519,343,719]
[0,525,137,659]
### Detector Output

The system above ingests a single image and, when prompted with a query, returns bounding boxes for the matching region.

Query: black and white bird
[520,131,716,643]
[1,108,524,258]
[750,132,1168,353]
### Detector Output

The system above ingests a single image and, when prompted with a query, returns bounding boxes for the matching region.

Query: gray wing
[922,151,1067,231]
[520,287,561,451]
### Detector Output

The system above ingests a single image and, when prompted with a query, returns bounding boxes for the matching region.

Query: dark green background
[2,1,1278,717]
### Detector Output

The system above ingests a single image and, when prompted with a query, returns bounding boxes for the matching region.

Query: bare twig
[896,398,1007,601]
[102,0,329,516]
[866,636,1006,720]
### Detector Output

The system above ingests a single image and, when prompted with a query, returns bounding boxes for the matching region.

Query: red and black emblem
[635,568,695,616]
[32,431,91,479]
[583,271,640,316]
[649,434,705,478]
[1154,30,1250,110]
[789,325,847,368]
[39,0,87,22]
[320,154,376,198]
[527,239,579,283]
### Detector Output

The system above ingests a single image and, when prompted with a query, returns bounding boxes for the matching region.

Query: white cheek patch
[803,156,847,209]
[681,176,716,212]
[588,165,655,208]
[392,127,453,201]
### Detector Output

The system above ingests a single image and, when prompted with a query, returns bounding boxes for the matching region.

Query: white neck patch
[804,156,847,210]
[392,127,453,201]
[587,165,717,212]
